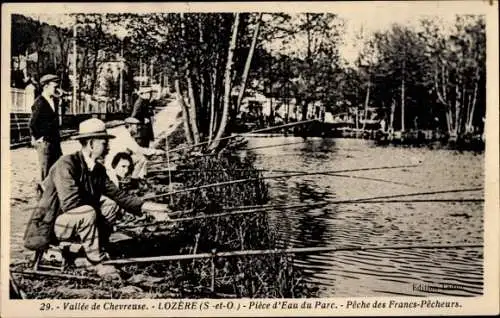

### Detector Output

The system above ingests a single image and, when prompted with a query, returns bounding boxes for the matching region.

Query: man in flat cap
[29,74,63,181]
[24,118,171,276]
[131,87,156,147]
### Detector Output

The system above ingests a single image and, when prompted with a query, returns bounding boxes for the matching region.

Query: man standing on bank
[131,87,155,147]
[29,74,63,181]
[24,119,170,272]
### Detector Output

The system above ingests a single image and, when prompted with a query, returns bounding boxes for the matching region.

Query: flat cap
[124,117,141,124]
[138,87,154,94]
[39,74,60,87]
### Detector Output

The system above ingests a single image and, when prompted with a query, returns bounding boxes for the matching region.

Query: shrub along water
[12,131,316,298]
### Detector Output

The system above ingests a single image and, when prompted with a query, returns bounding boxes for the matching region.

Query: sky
[337,9,458,66]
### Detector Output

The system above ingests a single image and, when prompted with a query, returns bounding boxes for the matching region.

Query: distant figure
[380,118,387,132]
[131,87,155,147]
[29,74,63,181]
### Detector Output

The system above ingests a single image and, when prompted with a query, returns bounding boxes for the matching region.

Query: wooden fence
[67,95,120,115]
[11,87,34,113]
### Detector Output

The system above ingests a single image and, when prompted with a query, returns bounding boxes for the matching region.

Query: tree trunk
[454,80,461,136]
[186,73,201,143]
[90,57,100,95]
[209,13,240,151]
[208,71,216,144]
[306,13,311,59]
[401,59,405,132]
[236,13,263,113]
[362,82,370,130]
[445,110,453,135]
[389,99,395,132]
[175,78,194,144]
[468,79,478,132]
[208,53,220,143]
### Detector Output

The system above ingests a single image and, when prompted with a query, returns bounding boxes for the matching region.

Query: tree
[366,24,433,131]
[420,15,486,138]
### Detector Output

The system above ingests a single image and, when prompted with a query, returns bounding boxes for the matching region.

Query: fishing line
[146,164,422,200]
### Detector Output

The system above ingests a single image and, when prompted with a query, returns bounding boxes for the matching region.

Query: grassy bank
[11,127,317,299]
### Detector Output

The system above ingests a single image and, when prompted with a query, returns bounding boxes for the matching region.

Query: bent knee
[67,205,97,222]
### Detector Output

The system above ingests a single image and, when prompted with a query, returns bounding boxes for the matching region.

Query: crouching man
[24,118,170,277]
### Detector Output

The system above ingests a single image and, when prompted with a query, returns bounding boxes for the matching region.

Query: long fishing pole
[147,166,415,188]
[222,195,484,212]
[117,209,269,230]
[103,243,483,265]
[166,119,317,154]
[10,269,102,283]
[145,164,421,200]
[148,141,308,166]
[119,196,483,230]
[242,141,308,151]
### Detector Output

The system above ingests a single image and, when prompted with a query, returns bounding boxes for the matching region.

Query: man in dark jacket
[24,118,170,270]
[29,74,63,181]
[131,87,155,147]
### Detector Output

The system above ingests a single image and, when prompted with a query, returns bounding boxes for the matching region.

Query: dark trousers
[34,140,62,181]
[135,137,150,148]
[134,123,154,148]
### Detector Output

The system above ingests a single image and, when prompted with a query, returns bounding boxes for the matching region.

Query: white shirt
[106,168,120,187]
[152,99,183,142]
[105,125,157,170]
[81,150,96,172]
[41,93,56,113]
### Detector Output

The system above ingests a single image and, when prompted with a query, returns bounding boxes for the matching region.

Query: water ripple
[246,137,484,297]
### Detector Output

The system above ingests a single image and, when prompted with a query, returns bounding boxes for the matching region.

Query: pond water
[240,137,484,297]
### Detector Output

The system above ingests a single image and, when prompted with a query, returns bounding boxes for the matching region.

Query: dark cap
[39,74,60,87]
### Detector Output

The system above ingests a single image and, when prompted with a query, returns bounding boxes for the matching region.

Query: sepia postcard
[1,1,499,317]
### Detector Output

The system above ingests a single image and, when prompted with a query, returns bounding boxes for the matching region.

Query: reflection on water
[241,137,484,297]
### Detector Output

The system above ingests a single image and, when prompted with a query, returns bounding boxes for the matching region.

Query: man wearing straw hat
[24,118,171,274]
[131,86,155,147]
[29,74,63,181]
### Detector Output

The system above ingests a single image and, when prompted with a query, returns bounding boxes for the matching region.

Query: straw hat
[71,118,116,140]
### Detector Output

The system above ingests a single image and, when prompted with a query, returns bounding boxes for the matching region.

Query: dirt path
[9,140,81,261]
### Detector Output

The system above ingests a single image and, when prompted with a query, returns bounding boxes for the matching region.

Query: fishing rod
[147,167,415,188]
[103,243,483,265]
[222,195,484,212]
[117,209,269,230]
[166,119,318,154]
[119,196,483,230]
[147,140,306,166]
[145,164,421,200]
[145,164,418,189]
[10,269,102,283]
[241,141,308,151]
